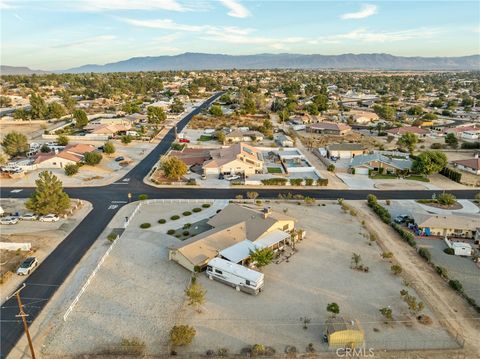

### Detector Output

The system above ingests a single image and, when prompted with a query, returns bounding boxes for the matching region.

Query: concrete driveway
[336,173,375,189]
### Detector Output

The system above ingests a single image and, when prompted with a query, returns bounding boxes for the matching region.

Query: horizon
[1,0,479,70]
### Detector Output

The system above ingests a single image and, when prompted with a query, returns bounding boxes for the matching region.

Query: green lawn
[198,135,212,141]
[405,175,430,182]
[370,173,397,180]
[267,167,283,174]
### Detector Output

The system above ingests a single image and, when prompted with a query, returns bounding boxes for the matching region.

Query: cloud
[0,0,13,9]
[121,18,211,32]
[52,35,117,49]
[321,27,441,43]
[219,0,251,18]
[340,4,377,20]
[75,0,185,12]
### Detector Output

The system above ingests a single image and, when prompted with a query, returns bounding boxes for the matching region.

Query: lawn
[370,173,397,180]
[198,135,213,141]
[405,175,430,182]
[267,167,283,174]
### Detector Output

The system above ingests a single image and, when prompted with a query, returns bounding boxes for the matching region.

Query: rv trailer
[206,258,264,295]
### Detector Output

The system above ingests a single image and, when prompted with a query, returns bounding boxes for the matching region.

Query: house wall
[329,150,364,159]
[420,226,475,239]
[169,249,195,272]
[219,159,262,176]
[37,157,76,169]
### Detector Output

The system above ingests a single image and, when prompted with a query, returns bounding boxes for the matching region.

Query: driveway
[336,173,375,189]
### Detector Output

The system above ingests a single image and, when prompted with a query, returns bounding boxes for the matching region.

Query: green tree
[147,106,166,124]
[306,102,319,115]
[26,171,70,215]
[422,112,437,121]
[161,156,188,180]
[312,94,328,112]
[121,135,133,144]
[122,102,141,114]
[170,325,196,347]
[29,93,47,119]
[47,102,66,119]
[215,130,225,144]
[412,151,447,175]
[444,133,458,148]
[169,99,185,113]
[73,109,88,128]
[83,151,102,166]
[379,307,393,320]
[60,91,76,113]
[64,164,79,176]
[13,108,29,120]
[57,134,69,146]
[103,141,115,154]
[397,132,418,154]
[373,104,396,121]
[209,104,223,117]
[1,131,29,157]
[249,247,274,268]
[327,302,340,316]
[406,106,424,116]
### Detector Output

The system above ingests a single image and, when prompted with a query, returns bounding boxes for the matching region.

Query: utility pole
[7,284,36,359]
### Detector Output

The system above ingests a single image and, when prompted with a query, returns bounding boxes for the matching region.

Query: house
[349,153,412,175]
[327,143,365,159]
[203,142,263,176]
[307,122,351,136]
[169,204,295,271]
[349,111,379,124]
[274,134,294,147]
[325,317,365,348]
[84,123,131,136]
[34,144,96,169]
[412,213,478,239]
[451,157,480,175]
[224,129,264,144]
[387,126,429,137]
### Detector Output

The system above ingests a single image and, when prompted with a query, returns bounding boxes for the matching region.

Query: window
[215,269,223,274]
[246,280,250,286]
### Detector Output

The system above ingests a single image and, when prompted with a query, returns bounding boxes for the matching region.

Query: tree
[73,109,88,128]
[103,141,115,154]
[161,157,188,180]
[64,164,79,176]
[312,94,328,112]
[121,135,133,144]
[215,130,225,144]
[444,133,458,148]
[326,302,340,316]
[57,134,69,146]
[249,247,274,268]
[13,108,29,120]
[122,102,140,114]
[169,99,185,113]
[412,151,447,175]
[185,280,206,311]
[1,131,29,157]
[40,144,50,153]
[60,91,77,113]
[379,307,393,321]
[406,106,424,116]
[47,102,66,119]
[400,290,424,316]
[170,325,196,347]
[147,106,166,124]
[83,151,102,166]
[26,171,70,215]
[373,104,396,121]
[209,104,223,117]
[422,112,437,121]
[397,132,418,154]
[29,93,47,119]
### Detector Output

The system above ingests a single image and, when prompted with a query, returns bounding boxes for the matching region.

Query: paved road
[0,92,478,358]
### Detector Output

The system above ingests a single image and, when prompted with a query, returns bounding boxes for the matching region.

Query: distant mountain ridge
[2,53,480,74]
[0,65,49,75]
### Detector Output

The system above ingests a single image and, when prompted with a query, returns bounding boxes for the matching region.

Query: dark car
[115,156,125,162]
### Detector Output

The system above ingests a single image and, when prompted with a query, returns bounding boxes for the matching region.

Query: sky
[1,0,479,70]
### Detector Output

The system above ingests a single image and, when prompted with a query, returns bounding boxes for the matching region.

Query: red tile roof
[453,158,480,171]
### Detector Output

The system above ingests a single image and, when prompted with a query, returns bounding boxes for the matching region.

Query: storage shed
[325,317,365,348]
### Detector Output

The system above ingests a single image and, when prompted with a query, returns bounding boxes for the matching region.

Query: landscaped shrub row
[261,178,288,185]
[201,204,211,208]
[140,223,151,229]
[391,223,416,248]
[289,178,303,186]
[171,215,180,220]
[183,211,192,216]
[367,195,391,224]
[167,229,175,235]
[440,167,462,183]
[192,208,202,213]
[158,219,166,224]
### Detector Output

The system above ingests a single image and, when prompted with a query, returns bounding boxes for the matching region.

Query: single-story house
[412,213,479,239]
[349,111,379,124]
[84,123,131,136]
[325,317,365,348]
[169,204,295,271]
[34,144,96,169]
[307,122,351,136]
[274,134,294,147]
[327,143,366,159]
[452,157,480,175]
[349,153,412,175]
[224,129,264,144]
[387,126,429,137]
[203,142,264,176]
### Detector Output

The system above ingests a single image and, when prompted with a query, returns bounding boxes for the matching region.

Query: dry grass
[188,114,268,130]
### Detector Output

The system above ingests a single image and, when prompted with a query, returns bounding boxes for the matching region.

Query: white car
[39,214,60,222]
[224,174,240,181]
[19,213,38,221]
[0,216,19,225]
[16,257,38,276]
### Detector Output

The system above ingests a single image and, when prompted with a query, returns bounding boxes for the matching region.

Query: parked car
[16,257,38,276]
[179,138,190,143]
[115,156,125,162]
[394,215,411,224]
[0,216,19,225]
[19,213,38,221]
[39,214,60,222]
[224,174,240,181]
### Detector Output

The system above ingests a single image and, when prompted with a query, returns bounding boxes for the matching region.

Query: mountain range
[2,53,479,74]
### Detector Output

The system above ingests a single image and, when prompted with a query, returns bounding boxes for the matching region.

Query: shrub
[182,231,190,236]
[391,264,402,275]
[449,279,463,292]
[192,207,202,213]
[202,203,211,208]
[316,178,328,186]
[261,178,288,185]
[183,211,192,216]
[382,251,394,259]
[305,178,314,186]
[158,219,166,224]
[443,247,455,255]
[440,167,462,183]
[64,164,79,176]
[367,196,392,224]
[121,135,133,144]
[289,178,303,186]
[391,224,416,248]
[107,232,118,242]
[251,344,266,355]
[437,193,456,206]
[379,307,393,320]
[140,223,151,229]
[167,229,175,235]
[327,302,340,315]
[119,337,145,355]
[83,151,102,166]
[418,248,431,262]
[170,325,196,347]
[171,215,180,220]
[435,266,448,279]
[103,141,115,154]
[327,164,335,172]
[183,223,191,229]
[138,194,148,200]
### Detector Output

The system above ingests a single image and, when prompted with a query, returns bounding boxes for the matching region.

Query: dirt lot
[188,114,269,131]
[0,198,91,302]
[0,122,46,141]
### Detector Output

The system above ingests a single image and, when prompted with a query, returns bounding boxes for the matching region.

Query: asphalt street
[0,92,478,358]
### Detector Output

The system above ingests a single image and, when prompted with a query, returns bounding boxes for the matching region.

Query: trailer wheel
[235,285,240,291]
[208,275,213,280]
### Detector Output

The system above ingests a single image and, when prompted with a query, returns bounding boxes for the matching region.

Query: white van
[206,258,264,295]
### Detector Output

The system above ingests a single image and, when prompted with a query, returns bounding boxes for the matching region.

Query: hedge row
[391,223,417,248]
[440,167,462,183]
[367,195,391,224]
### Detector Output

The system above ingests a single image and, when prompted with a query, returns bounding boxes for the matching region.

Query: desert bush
[391,264,402,275]
[418,248,431,262]
[327,164,335,172]
[202,203,211,208]
[167,229,175,235]
[170,325,196,347]
[435,266,448,279]
[192,207,202,212]
[382,251,394,259]
[158,219,166,224]
[64,164,79,176]
[140,223,151,229]
[138,194,148,200]
[251,344,266,355]
[183,211,192,216]
[171,215,180,220]
[379,307,393,320]
[119,337,145,355]
[449,279,463,292]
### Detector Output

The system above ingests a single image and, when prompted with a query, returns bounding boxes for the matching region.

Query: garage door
[355,167,369,175]
[204,168,220,175]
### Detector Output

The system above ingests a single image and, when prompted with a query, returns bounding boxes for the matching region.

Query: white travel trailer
[206,258,264,295]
